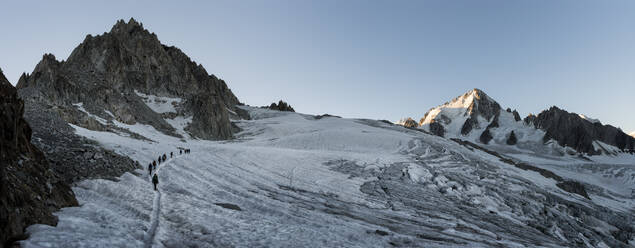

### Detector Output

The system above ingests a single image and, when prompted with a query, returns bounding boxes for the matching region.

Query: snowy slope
[22,106,634,247]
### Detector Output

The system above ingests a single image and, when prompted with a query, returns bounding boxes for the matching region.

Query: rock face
[21,99,140,184]
[506,131,517,145]
[529,106,635,154]
[268,100,295,112]
[479,129,493,144]
[0,69,77,247]
[17,18,240,140]
[428,122,445,137]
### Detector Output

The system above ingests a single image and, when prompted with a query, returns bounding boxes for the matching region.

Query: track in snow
[144,154,180,248]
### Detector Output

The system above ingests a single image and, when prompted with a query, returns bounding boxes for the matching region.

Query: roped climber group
[147,148,191,191]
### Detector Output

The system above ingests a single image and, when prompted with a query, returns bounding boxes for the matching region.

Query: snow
[72,102,108,125]
[164,116,192,139]
[134,90,181,114]
[578,114,601,124]
[21,106,634,247]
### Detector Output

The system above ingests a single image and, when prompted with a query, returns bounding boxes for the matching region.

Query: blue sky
[1,0,634,132]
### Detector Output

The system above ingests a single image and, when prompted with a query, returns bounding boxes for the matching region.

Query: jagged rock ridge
[268,100,295,112]
[17,18,241,140]
[528,106,635,155]
[0,69,77,247]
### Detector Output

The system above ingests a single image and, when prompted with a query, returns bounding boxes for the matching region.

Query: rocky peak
[397,117,418,128]
[530,106,635,154]
[18,18,241,140]
[110,18,143,33]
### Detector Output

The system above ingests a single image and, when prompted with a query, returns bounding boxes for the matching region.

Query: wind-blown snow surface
[23,107,634,247]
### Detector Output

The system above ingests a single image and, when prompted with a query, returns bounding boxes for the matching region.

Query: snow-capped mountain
[416,89,635,157]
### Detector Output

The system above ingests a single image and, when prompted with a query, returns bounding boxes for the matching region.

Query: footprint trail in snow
[144,154,179,248]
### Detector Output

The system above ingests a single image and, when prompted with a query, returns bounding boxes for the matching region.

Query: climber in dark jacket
[153,160,156,170]
[158,156,162,164]
[180,150,182,155]
[148,163,152,175]
[162,154,167,161]
[152,174,159,191]
[170,152,173,158]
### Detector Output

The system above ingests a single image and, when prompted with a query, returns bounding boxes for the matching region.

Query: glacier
[21,106,635,247]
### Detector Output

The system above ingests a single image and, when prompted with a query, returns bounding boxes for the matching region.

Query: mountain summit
[17,18,241,140]
[414,89,634,155]
[419,88,502,137]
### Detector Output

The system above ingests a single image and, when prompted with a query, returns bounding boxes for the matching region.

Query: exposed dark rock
[556,181,590,199]
[429,122,445,137]
[530,106,635,154]
[461,117,478,135]
[17,18,240,140]
[214,203,242,211]
[512,110,521,122]
[268,100,295,112]
[479,129,493,144]
[0,69,77,247]
[524,114,536,125]
[374,230,389,236]
[507,131,517,145]
[506,108,512,113]
[315,114,341,120]
[487,113,500,129]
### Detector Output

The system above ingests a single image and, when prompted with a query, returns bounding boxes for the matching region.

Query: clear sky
[1,0,634,132]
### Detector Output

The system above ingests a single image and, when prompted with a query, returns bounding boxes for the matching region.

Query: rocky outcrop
[512,110,521,122]
[507,131,517,145]
[398,118,418,128]
[487,113,500,129]
[17,18,240,140]
[268,100,295,112]
[0,69,77,247]
[479,129,493,144]
[530,106,635,154]
[460,117,478,135]
[429,122,445,137]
